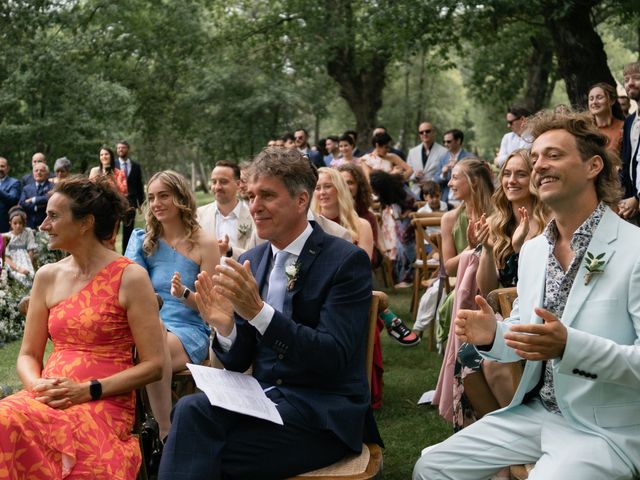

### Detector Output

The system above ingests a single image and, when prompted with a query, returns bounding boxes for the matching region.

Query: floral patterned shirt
[538,202,606,414]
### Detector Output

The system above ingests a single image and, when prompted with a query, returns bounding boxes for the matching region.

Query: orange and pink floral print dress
[0,257,141,479]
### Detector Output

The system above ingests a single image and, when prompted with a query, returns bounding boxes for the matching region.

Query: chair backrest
[411,217,443,260]
[409,210,446,220]
[486,287,518,317]
[366,291,383,389]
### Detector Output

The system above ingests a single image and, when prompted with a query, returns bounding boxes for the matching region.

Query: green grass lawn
[0,286,450,478]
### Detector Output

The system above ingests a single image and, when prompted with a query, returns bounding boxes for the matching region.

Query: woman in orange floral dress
[0,176,165,479]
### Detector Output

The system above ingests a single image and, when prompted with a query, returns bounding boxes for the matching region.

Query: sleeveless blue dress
[125,229,210,363]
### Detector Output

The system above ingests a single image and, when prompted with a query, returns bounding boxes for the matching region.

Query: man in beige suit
[197,161,257,260]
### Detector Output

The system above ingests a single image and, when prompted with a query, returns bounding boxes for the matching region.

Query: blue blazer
[0,176,21,232]
[481,207,640,473]
[213,224,374,451]
[19,180,53,228]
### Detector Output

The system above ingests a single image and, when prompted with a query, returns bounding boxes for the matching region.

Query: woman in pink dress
[0,175,165,479]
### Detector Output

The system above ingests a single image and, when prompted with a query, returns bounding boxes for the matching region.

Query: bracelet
[181,287,191,301]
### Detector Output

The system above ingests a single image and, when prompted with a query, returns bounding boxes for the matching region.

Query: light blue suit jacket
[481,206,640,473]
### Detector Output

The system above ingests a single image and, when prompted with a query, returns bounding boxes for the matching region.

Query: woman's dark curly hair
[53,175,129,241]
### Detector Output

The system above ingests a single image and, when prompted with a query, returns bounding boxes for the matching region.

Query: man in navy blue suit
[159,147,378,479]
[19,162,53,229]
[0,157,21,232]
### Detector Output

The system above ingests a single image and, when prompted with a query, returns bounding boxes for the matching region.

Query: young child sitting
[418,180,449,214]
[4,207,37,287]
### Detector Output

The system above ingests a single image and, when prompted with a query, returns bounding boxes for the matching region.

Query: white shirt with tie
[216,223,313,351]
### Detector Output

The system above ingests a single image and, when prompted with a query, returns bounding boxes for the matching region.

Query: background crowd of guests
[0,61,639,479]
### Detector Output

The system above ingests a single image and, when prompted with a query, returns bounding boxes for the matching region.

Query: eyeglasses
[507,117,521,126]
[443,140,453,144]
[419,129,432,135]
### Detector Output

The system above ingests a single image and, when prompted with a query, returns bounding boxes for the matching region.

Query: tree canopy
[0,0,637,176]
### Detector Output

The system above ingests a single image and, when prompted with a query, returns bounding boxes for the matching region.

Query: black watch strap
[89,379,102,400]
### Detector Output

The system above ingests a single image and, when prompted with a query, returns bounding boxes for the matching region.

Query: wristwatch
[89,379,102,401]
[182,287,191,300]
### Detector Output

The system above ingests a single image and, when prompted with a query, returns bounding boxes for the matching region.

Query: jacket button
[276,379,283,385]
[278,354,284,360]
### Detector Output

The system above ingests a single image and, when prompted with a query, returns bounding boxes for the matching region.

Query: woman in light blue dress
[126,170,220,439]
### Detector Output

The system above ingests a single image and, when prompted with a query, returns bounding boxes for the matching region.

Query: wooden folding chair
[485,287,531,480]
[372,212,394,290]
[410,216,444,330]
[289,291,384,480]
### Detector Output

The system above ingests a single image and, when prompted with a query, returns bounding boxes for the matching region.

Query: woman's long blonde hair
[453,158,495,222]
[311,167,362,243]
[142,170,201,256]
[488,149,548,268]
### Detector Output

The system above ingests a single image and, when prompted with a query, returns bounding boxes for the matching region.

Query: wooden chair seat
[288,292,384,479]
[289,443,382,479]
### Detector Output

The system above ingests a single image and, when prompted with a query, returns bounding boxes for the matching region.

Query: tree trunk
[523,33,554,112]
[323,0,389,152]
[543,0,616,109]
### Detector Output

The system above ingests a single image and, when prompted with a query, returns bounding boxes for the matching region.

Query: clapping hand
[473,213,493,249]
[511,207,530,253]
[218,235,230,257]
[194,271,235,336]
[454,295,497,346]
[504,307,567,361]
[212,259,264,321]
[170,271,185,298]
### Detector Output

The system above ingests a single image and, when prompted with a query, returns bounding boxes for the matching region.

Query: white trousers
[413,399,635,480]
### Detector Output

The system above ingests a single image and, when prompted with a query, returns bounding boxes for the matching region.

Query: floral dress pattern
[5,228,37,287]
[0,257,140,479]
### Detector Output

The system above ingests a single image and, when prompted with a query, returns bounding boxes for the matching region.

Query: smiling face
[624,69,640,102]
[210,166,239,206]
[501,154,532,204]
[588,86,612,117]
[531,129,601,209]
[40,193,79,250]
[247,175,309,249]
[448,164,471,201]
[338,140,353,158]
[340,170,358,199]
[147,179,179,224]
[314,172,338,213]
[99,149,112,168]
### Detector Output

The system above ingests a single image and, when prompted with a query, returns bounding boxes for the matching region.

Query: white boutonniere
[285,261,301,291]
[237,223,251,238]
[584,251,606,285]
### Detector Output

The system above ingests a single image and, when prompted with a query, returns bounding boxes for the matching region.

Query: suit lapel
[253,243,271,294]
[283,226,324,315]
[561,208,618,328]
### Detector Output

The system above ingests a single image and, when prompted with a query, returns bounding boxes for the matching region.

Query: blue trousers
[158,389,350,480]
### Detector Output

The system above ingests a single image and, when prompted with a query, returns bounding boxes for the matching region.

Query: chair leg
[427,315,434,352]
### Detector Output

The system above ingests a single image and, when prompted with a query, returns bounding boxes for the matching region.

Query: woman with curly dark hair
[125,170,219,440]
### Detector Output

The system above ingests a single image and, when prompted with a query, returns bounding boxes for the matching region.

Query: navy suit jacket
[0,176,21,232]
[621,112,639,200]
[122,159,145,208]
[19,180,53,228]
[213,223,374,451]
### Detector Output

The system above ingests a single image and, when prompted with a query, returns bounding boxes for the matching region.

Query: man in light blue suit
[414,111,640,479]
